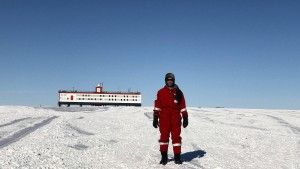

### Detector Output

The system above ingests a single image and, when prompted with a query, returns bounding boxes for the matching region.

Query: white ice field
[0,106,299,169]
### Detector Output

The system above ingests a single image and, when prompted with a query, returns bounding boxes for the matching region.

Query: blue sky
[0,0,299,109]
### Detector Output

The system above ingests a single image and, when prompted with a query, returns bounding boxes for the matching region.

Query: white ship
[58,84,141,107]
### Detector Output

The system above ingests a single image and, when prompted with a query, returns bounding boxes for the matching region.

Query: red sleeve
[179,92,188,117]
[153,91,161,117]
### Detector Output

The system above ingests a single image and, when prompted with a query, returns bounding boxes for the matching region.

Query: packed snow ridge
[0,106,299,169]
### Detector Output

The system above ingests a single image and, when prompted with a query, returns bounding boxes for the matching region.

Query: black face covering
[175,85,182,104]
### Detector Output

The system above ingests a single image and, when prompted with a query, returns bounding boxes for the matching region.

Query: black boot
[159,151,168,165]
[174,154,182,164]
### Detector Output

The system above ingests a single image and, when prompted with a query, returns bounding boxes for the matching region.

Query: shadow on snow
[181,149,206,162]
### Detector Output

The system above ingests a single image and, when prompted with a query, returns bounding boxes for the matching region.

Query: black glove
[182,116,188,128]
[153,116,159,128]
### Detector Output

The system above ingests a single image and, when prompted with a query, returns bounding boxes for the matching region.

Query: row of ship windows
[78,95,139,98]
[65,98,139,101]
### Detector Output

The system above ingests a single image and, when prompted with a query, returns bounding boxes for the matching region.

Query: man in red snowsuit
[153,73,188,165]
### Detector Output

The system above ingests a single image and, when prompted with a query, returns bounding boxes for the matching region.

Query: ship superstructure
[58,84,141,107]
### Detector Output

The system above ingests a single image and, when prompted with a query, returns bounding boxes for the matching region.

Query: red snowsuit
[153,85,188,154]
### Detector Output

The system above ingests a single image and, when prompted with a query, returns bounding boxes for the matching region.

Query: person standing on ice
[153,73,188,165]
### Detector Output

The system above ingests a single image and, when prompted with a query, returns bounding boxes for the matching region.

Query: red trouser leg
[171,114,182,154]
[159,116,171,152]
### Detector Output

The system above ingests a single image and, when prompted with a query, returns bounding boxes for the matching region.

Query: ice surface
[0,106,299,169]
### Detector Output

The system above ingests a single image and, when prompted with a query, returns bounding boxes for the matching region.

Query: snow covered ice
[0,106,299,169]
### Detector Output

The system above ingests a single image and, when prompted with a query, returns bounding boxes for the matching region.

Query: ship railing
[58,90,141,94]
